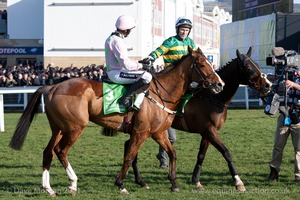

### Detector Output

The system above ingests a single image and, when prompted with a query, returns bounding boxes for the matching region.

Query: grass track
[0,109,298,199]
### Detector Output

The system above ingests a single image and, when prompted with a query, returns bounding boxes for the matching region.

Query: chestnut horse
[118,47,271,192]
[9,47,224,196]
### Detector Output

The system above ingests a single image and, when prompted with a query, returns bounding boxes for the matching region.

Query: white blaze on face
[205,59,225,87]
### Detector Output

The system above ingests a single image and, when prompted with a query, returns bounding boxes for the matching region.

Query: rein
[191,57,214,89]
[146,55,211,114]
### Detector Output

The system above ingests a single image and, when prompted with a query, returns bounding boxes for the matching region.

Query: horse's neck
[153,58,192,108]
[216,58,241,105]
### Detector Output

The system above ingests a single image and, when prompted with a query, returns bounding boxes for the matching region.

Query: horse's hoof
[195,182,204,190]
[42,186,57,197]
[171,187,180,192]
[120,188,129,195]
[68,188,77,196]
[50,193,57,198]
[143,184,150,189]
[236,184,246,192]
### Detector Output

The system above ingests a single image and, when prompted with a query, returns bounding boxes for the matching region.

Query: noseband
[239,54,268,92]
[192,56,216,88]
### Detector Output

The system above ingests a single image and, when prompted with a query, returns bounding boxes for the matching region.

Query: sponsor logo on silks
[120,72,140,79]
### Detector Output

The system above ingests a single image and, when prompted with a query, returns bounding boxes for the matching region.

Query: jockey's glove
[142,64,151,71]
[141,56,155,65]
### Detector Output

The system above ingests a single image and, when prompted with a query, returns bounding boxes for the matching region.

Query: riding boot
[132,92,146,110]
[118,79,149,109]
[266,166,279,181]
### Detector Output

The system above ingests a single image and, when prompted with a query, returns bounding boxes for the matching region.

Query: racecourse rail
[0,85,262,132]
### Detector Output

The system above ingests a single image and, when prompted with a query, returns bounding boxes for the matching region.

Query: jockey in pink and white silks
[105,15,152,110]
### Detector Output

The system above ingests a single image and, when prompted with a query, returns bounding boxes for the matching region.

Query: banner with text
[0,47,43,55]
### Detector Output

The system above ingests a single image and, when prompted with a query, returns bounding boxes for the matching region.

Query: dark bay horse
[171,47,272,191]
[9,47,224,196]
[120,47,272,192]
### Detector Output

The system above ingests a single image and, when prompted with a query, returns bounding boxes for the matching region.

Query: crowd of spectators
[0,62,108,87]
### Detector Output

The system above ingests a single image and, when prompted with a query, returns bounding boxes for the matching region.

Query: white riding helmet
[175,16,193,29]
[115,15,137,31]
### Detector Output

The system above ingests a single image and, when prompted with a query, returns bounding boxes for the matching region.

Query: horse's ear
[236,49,243,61]
[246,47,252,57]
[197,47,203,54]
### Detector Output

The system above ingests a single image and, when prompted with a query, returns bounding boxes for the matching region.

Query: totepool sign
[0,47,43,55]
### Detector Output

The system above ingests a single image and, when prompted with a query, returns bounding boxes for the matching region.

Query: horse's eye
[246,65,251,71]
[203,80,210,88]
[196,61,203,67]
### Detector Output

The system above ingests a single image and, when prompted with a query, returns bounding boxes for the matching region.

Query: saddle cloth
[103,82,193,115]
[103,82,128,114]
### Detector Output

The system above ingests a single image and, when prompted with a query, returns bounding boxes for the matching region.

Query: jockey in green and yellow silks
[141,16,197,169]
[142,16,196,67]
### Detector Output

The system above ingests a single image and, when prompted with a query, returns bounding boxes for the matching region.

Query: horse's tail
[101,127,119,137]
[9,85,53,150]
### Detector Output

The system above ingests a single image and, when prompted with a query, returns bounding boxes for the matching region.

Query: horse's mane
[154,54,189,75]
[216,57,237,73]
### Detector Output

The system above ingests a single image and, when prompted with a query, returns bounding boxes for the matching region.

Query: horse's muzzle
[210,82,224,94]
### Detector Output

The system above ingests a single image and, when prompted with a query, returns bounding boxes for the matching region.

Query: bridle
[191,55,216,89]
[238,54,269,94]
[150,53,216,98]
[145,52,218,111]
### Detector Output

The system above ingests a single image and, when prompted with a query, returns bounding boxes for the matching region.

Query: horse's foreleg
[207,129,246,192]
[115,133,149,194]
[223,150,245,191]
[166,142,179,192]
[124,139,149,189]
[153,131,179,192]
[192,137,209,190]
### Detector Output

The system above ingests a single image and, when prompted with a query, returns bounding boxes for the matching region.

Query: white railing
[0,85,262,132]
[231,85,263,109]
[0,86,44,132]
